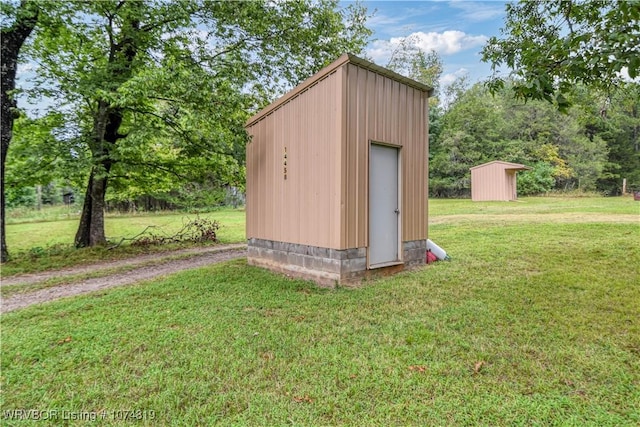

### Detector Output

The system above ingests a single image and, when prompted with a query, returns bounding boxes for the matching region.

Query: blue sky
[17,1,509,115]
[356,0,508,86]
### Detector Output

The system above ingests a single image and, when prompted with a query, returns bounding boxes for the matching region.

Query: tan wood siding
[247,55,430,254]
[343,64,428,249]
[246,71,342,248]
[470,161,530,201]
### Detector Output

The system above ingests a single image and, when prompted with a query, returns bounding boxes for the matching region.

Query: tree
[430,84,510,197]
[26,0,371,248]
[517,162,556,196]
[386,35,443,102]
[3,112,86,203]
[1,0,39,262]
[482,0,640,110]
[430,81,611,196]
[594,83,640,194]
[382,37,446,189]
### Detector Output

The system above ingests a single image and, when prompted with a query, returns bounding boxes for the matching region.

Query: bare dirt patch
[1,244,246,313]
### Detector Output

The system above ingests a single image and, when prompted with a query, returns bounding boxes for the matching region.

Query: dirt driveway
[1,244,246,314]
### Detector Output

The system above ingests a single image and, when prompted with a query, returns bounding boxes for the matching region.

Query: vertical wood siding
[471,161,529,201]
[343,64,429,248]
[471,163,504,201]
[246,70,343,248]
[247,57,430,251]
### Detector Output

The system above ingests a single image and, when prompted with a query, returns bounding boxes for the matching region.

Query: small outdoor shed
[246,53,432,285]
[470,161,531,201]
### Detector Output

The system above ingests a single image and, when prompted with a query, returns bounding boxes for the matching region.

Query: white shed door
[369,144,400,267]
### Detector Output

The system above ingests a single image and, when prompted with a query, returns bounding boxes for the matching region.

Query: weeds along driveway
[0,244,246,313]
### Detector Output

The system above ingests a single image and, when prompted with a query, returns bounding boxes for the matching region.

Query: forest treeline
[429,81,640,197]
[2,0,638,261]
[7,77,639,208]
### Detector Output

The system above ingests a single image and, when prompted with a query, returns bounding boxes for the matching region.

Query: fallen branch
[107,216,219,250]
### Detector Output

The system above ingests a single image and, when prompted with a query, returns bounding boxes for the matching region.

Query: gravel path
[1,244,246,314]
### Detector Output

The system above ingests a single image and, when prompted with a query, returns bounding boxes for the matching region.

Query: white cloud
[441,68,469,86]
[366,12,406,28]
[368,30,488,64]
[448,0,506,23]
[367,40,396,64]
[409,31,487,55]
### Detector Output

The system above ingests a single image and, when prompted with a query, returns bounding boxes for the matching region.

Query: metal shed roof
[246,53,434,127]
[470,160,531,171]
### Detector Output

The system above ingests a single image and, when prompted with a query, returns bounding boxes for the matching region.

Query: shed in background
[245,53,432,286]
[470,161,531,201]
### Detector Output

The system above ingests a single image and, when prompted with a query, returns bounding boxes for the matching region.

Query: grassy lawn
[2,197,637,276]
[5,207,247,250]
[1,208,246,276]
[1,197,639,425]
[429,195,639,216]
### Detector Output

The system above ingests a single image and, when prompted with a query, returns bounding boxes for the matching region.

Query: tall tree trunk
[74,102,121,248]
[1,128,10,262]
[74,165,110,247]
[73,13,139,248]
[1,0,39,262]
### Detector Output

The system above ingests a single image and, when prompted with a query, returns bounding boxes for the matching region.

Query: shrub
[517,162,556,196]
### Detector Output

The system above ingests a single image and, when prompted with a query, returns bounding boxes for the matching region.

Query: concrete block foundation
[247,238,427,287]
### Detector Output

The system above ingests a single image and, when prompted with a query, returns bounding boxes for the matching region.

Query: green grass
[3,197,637,276]
[1,198,639,425]
[1,208,246,276]
[4,204,81,224]
[429,195,639,216]
[5,207,246,250]
[0,248,239,299]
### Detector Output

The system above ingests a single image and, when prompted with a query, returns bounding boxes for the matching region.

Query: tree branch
[125,107,193,141]
[140,15,186,33]
[148,96,180,103]
[564,0,574,36]
[124,107,247,160]
[118,160,192,180]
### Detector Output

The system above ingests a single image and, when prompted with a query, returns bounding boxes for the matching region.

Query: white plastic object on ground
[427,239,447,260]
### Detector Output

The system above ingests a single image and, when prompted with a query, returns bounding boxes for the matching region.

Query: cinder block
[342,257,367,273]
[310,256,325,271]
[311,246,330,258]
[328,249,345,260]
[273,250,285,264]
[302,255,312,269]
[342,247,366,259]
[249,239,427,285]
[323,258,341,273]
[286,253,303,267]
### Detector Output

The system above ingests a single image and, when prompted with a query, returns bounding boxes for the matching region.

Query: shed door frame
[368,141,402,269]
[506,170,517,200]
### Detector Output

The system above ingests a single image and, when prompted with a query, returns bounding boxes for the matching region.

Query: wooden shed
[470,161,531,201]
[246,53,432,286]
